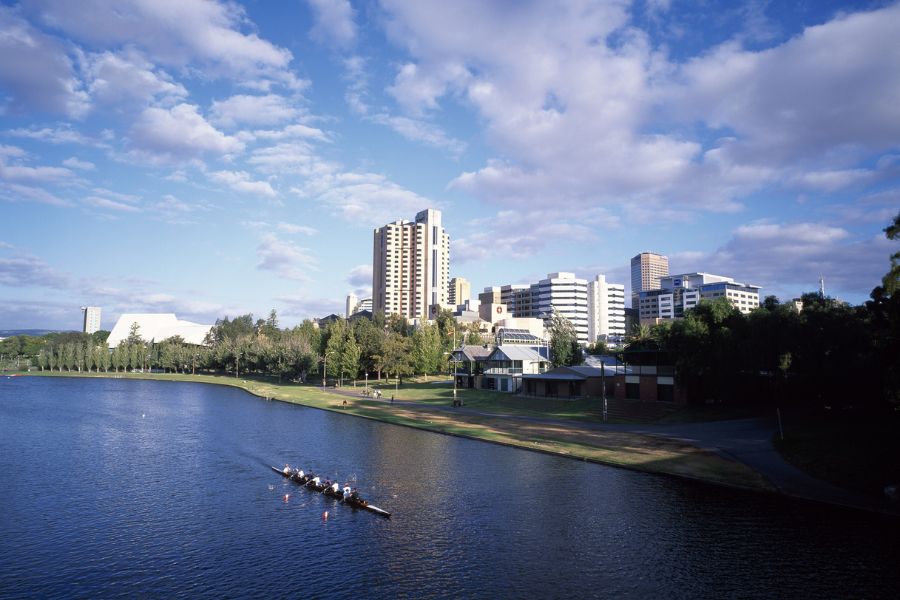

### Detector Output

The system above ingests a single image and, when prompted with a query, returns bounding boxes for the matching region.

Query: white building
[638,272,761,323]
[373,208,450,320]
[345,293,358,318]
[107,313,212,348]
[81,306,102,334]
[531,272,589,344]
[587,275,626,345]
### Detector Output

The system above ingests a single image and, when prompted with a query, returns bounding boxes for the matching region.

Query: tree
[340,330,361,383]
[377,333,413,390]
[412,322,443,375]
[882,211,900,295]
[548,309,581,367]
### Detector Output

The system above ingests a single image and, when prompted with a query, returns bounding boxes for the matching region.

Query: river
[1,377,897,598]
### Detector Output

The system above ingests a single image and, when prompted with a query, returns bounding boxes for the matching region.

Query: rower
[298,469,304,479]
[283,464,291,475]
[331,482,340,493]
[342,486,352,501]
[312,476,321,486]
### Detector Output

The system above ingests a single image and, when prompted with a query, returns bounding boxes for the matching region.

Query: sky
[1,0,898,331]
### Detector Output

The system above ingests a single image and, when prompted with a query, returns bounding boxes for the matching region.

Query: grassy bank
[22,371,772,492]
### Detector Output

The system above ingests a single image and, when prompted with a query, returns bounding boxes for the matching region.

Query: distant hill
[0,329,68,338]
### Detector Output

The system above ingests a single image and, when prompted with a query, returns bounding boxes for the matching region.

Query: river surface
[1,377,898,598]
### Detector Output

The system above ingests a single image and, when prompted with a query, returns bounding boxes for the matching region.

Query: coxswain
[343,486,352,501]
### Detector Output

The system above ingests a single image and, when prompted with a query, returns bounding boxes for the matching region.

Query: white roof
[488,345,547,362]
[107,313,212,348]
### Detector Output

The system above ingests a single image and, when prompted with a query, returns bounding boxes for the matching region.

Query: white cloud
[209,170,276,198]
[129,103,244,161]
[347,264,372,287]
[305,0,357,50]
[0,252,70,289]
[0,6,89,117]
[27,0,300,89]
[277,222,317,236]
[453,209,609,264]
[378,1,900,219]
[84,49,187,107]
[0,182,70,206]
[372,113,466,155]
[291,171,435,225]
[7,124,107,147]
[62,157,95,170]
[673,221,892,300]
[83,195,141,213]
[256,233,317,281]
[0,161,73,184]
[210,94,301,128]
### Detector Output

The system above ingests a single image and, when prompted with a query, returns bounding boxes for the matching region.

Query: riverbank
[19,371,774,493]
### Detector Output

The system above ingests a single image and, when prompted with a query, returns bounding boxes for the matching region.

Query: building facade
[449,277,471,308]
[638,272,761,323]
[530,272,589,344]
[587,275,626,345]
[81,306,101,334]
[372,208,450,320]
[631,252,669,309]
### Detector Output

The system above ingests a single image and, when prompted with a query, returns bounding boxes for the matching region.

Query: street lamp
[365,371,369,394]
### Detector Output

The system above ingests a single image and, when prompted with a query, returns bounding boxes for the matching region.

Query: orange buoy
[322,511,329,520]
[283,494,290,502]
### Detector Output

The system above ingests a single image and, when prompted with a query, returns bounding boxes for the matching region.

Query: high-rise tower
[81,306,101,334]
[630,252,669,309]
[373,209,450,320]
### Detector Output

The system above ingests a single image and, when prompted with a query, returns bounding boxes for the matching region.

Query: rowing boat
[271,466,392,518]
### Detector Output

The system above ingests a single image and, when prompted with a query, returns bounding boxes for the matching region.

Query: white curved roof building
[106,313,212,348]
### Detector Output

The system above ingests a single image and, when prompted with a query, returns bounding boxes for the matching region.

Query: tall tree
[548,309,581,367]
[341,329,361,383]
[377,333,413,390]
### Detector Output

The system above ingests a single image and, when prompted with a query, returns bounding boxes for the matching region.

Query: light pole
[365,371,369,394]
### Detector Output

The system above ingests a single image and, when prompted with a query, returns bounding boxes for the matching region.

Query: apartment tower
[81,306,101,334]
[631,252,669,309]
[587,275,626,344]
[373,209,450,320]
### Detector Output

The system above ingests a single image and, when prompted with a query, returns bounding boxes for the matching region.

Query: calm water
[1,377,898,599]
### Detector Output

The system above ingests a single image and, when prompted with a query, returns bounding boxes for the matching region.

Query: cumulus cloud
[377,1,900,219]
[672,221,892,300]
[0,6,89,117]
[62,157,95,170]
[7,124,107,147]
[210,94,301,128]
[291,171,436,225]
[305,0,357,50]
[209,170,276,198]
[26,0,300,89]
[453,209,612,264]
[347,264,372,287]
[256,233,317,281]
[372,113,466,155]
[0,253,70,289]
[83,49,187,107]
[129,103,244,161]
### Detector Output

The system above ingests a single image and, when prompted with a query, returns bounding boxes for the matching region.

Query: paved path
[322,387,898,515]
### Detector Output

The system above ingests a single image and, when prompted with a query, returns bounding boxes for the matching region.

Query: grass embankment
[24,371,771,492]
[774,412,900,496]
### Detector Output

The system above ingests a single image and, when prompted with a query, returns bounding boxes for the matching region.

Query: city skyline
[2,1,898,330]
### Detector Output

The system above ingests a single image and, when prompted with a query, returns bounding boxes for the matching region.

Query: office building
[587,275,626,344]
[638,272,761,323]
[449,277,471,308]
[81,306,101,334]
[530,272,589,344]
[631,252,669,309]
[372,208,450,320]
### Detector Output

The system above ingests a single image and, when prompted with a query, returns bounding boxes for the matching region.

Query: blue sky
[1,0,898,330]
